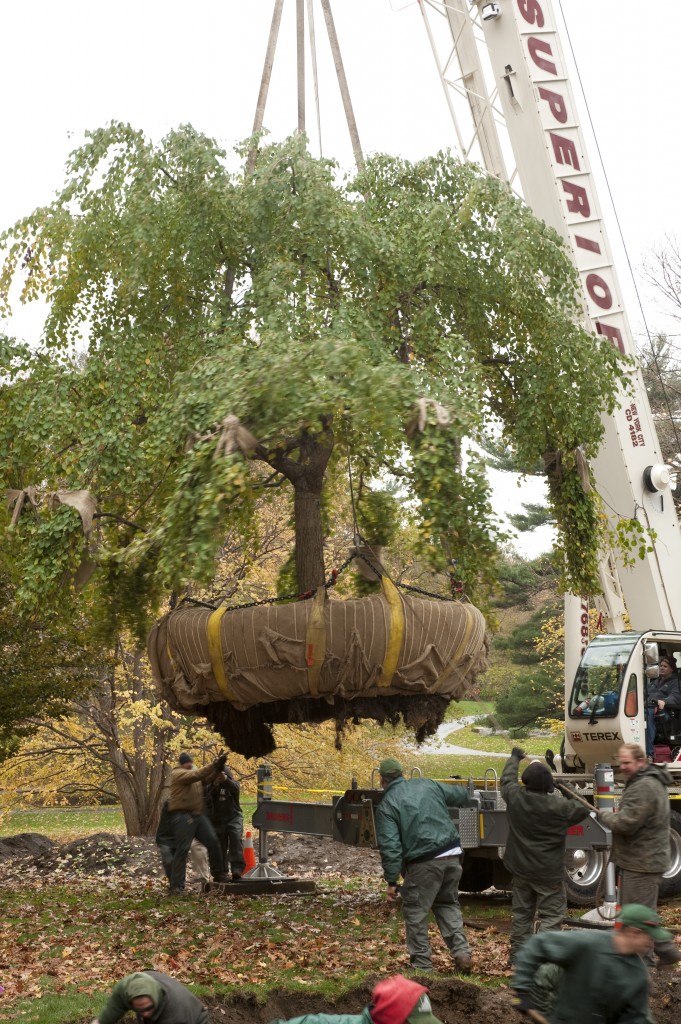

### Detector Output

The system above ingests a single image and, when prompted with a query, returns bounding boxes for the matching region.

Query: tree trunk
[294,485,326,592]
[95,647,170,836]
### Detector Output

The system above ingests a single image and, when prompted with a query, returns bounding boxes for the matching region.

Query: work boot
[167,886,187,897]
[656,946,681,967]
[212,872,230,884]
[232,873,242,882]
[454,953,473,972]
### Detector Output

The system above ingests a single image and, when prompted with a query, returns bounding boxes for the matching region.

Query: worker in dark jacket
[375,757,474,973]
[501,748,590,963]
[511,904,670,1024]
[205,765,246,881]
[91,970,209,1024]
[646,655,681,757]
[167,751,230,894]
[597,742,681,965]
[269,974,443,1024]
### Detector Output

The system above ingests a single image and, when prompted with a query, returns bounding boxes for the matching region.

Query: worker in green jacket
[90,970,208,1024]
[501,748,590,963]
[375,757,473,973]
[511,904,671,1024]
[596,743,680,966]
[269,974,443,1024]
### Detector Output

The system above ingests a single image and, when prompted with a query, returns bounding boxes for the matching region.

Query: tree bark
[294,485,326,591]
[256,425,334,594]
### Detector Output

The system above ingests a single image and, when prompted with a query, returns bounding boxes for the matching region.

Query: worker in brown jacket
[167,751,230,894]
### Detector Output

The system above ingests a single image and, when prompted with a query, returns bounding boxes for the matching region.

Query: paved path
[417,715,511,757]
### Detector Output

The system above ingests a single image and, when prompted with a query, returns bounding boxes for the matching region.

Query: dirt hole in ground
[205,976,513,1024]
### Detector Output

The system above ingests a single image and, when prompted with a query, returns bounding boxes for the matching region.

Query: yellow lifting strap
[207,604,233,700]
[379,575,405,687]
[435,601,476,686]
[305,587,327,697]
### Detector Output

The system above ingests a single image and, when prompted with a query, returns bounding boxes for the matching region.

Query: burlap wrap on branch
[148,580,489,758]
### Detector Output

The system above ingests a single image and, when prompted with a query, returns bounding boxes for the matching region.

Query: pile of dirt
[206,976,513,1024]
[0,831,53,862]
[0,830,381,883]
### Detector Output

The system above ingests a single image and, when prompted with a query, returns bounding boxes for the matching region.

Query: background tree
[0,541,93,760]
[0,127,627,640]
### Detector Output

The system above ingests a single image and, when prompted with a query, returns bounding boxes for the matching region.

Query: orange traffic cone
[243,831,256,873]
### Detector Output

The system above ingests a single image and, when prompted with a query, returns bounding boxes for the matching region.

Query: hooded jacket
[500,753,590,881]
[599,762,672,873]
[375,776,471,885]
[96,971,208,1024]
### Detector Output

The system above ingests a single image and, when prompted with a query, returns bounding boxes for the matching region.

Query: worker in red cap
[268,975,443,1024]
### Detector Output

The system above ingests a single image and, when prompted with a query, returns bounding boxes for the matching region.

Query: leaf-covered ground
[1,831,680,1024]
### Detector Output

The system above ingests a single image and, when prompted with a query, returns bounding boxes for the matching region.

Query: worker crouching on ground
[595,742,681,966]
[268,974,444,1024]
[167,751,231,894]
[501,747,590,964]
[90,970,209,1023]
[374,757,473,973]
[205,761,246,881]
[511,904,672,1024]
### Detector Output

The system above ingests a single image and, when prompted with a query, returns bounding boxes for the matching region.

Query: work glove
[511,992,534,1016]
[215,753,227,771]
[510,746,526,761]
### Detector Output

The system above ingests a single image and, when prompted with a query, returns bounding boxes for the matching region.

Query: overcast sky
[3,0,678,555]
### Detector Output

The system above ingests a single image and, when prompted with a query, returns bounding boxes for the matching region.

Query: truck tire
[564,847,609,907]
[459,855,494,893]
[659,811,681,900]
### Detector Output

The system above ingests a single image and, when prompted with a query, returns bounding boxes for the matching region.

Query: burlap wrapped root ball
[148,579,489,758]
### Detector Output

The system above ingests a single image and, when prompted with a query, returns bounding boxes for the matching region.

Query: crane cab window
[569,634,640,720]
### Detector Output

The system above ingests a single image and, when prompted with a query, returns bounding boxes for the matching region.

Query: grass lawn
[0,875,512,1023]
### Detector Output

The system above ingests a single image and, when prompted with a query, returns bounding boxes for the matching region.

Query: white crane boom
[425,0,681,635]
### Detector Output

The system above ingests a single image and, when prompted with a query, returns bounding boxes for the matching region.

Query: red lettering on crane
[586,273,613,310]
[538,86,568,123]
[561,180,590,217]
[575,235,601,254]
[517,0,545,27]
[549,133,580,170]
[595,321,625,354]
[528,37,557,75]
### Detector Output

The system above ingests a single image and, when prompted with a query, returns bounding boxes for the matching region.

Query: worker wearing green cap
[375,757,474,973]
[511,904,674,1023]
[90,971,208,1023]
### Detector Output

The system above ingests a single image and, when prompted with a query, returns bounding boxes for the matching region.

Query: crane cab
[563,632,681,773]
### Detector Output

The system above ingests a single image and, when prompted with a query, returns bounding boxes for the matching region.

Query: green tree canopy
[0,125,628,630]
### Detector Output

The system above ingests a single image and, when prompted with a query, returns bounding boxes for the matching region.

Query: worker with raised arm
[166,750,230,894]
[501,747,590,964]
[375,757,473,973]
[268,974,444,1024]
[205,760,246,882]
[511,904,670,1024]
[90,970,209,1024]
[596,742,681,966]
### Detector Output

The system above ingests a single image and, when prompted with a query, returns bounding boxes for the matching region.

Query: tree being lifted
[0,126,628,755]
